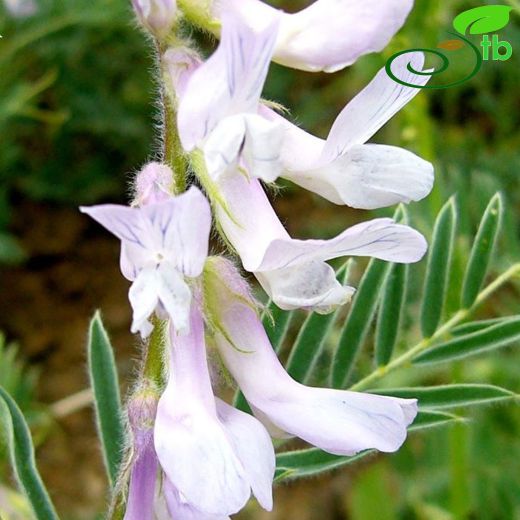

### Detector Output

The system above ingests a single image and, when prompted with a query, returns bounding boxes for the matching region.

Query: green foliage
[415,316,520,365]
[0,334,38,415]
[420,197,457,337]
[87,311,125,487]
[0,387,58,520]
[270,193,519,488]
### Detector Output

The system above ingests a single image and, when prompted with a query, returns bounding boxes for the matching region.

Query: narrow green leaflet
[375,262,408,366]
[461,193,502,309]
[420,197,457,337]
[331,259,390,389]
[88,311,125,487]
[275,448,373,482]
[0,387,59,520]
[408,410,464,431]
[286,260,352,383]
[414,316,520,365]
[452,317,518,336]
[370,384,516,409]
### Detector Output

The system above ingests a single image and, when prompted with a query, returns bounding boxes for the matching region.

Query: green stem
[349,263,520,391]
[142,316,167,386]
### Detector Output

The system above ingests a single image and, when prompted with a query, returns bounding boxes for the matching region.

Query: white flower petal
[215,0,413,72]
[177,12,278,150]
[256,261,354,313]
[216,399,275,511]
[155,310,251,517]
[321,52,431,161]
[163,479,231,520]
[242,114,284,183]
[128,268,160,338]
[156,263,192,334]
[284,143,434,209]
[257,218,427,271]
[206,269,418,456]
[204,115,246,181]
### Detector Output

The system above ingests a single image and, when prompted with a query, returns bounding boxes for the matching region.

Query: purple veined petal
[256,218,427,272]
[129,268,161,338]
[141,187,212,277]
[163,478,231,520]
[177,11,279,150]
[215,399,275,511]
[255,261,355,314]
[204,113,284,183]
[124,441,158,520]
[214,0,413,73]
[205,262,417,455]
[283,143,434,209]
[321,52,432,162]
[154,308,251,517]
[204,115,247,181]
[80,204,151,249]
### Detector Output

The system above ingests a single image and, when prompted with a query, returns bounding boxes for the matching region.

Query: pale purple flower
[80,185,211,337]
[154,302,275,517]
[132,0,178,38]
[212,0,414,72]
[177,13,284,183]
[177,14,430,312]
[213,172,426,312]
[205,257,418,455]
[263,52,434,209]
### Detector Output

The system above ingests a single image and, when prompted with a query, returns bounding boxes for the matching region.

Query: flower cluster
[82,1,435,518]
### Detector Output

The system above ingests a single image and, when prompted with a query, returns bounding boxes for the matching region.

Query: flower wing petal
[257,218,427,271]
[216,399,275,511]
[128,268,160,338]
[321,52,431,161]
[284,143,434,209]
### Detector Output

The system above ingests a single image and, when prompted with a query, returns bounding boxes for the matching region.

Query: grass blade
[331,259,390,389]
[286,260,353,383]
[461,193,503,308]
[375,261,408,366]
[421,197,457,337]
[0,387,59,520]
[370,384,515,409]
[414,316,520,365]
[275,448,373,482]
[88,311,125,487]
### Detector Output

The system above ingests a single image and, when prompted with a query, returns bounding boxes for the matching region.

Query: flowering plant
[1,1,519,519]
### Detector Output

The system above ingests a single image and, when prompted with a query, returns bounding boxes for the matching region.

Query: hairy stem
[350,263,520,391]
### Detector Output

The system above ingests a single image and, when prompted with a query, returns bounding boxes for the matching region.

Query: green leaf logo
[453,5,512,35]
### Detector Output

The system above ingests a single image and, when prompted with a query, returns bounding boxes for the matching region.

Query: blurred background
[0,0,519,518]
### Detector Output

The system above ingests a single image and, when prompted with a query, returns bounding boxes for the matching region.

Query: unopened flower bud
[134,162,174,206]
[131,0,178,39]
